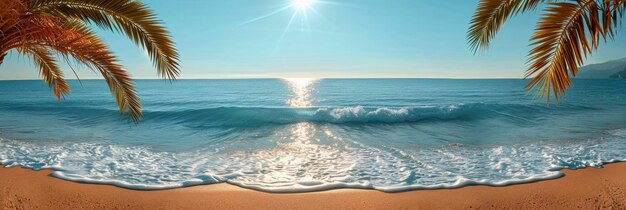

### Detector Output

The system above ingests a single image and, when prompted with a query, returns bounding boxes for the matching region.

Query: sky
[1,0,625,80]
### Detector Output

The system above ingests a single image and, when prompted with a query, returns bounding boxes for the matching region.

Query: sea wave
[0,102,598,127]
[94,103,598,128]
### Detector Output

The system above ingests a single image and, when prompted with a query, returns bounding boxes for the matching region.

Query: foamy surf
[1,127,625,192]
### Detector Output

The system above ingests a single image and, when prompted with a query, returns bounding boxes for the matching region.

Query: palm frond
[1,13,141,121]
[30,0,180,79]
[526,0,602,102]
[48,22,142,121]
[600,0,626,39]
[0,0,25,29]
[19,46,70,100]
[1,2,69,100]
[468,0,545,53]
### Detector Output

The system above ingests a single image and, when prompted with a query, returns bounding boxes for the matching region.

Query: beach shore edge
[2,162,626,209]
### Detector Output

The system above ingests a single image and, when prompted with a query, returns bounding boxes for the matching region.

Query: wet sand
[1,163,626,209]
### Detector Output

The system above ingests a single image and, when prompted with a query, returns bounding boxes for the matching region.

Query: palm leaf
[526,0,602,102]
[600,0,626,39]
[19,46,70,100]
[5,15,142,121]
[30,0,180,79]
[468,0,545,53]
[49,22,142,121]
[54,38,143,121]
[1,3,70,100]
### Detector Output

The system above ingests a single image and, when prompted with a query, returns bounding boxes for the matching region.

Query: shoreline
[2,163,626,209]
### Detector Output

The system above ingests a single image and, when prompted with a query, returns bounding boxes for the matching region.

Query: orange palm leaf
[526,0,601,102]
[469,0,625,102]
[30,0,180,79]
[1,7,141,121]
[0,0,180,121]
[19,46,70,100]
[468,0,545,53]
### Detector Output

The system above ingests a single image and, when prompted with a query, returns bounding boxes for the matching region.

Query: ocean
[0,79,625,192]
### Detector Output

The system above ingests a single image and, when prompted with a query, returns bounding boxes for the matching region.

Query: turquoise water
[0,79,625,192]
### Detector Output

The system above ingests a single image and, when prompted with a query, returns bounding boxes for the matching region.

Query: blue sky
[1,0,625,79]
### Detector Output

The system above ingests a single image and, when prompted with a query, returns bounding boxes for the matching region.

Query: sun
[292,0,315,11]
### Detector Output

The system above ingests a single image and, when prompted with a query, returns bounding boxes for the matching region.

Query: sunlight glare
[292,0,315,11]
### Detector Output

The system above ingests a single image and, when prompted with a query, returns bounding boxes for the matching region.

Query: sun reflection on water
[224,78,357,189]
[219,78,359,190]
[283,78,318,108]
[225,122,358,190]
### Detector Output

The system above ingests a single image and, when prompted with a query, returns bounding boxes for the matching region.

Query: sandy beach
[0,163,624,209]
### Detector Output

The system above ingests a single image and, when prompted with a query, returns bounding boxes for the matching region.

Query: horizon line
[0,77,531,81]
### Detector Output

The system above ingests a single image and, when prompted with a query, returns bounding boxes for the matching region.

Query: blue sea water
[0,79,625,192]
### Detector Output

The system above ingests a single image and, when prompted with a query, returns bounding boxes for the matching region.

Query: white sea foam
[1,127,625,192]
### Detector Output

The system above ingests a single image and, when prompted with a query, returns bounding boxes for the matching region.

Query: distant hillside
[577,57,626,79]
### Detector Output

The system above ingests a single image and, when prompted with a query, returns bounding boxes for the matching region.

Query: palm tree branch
[30,0,180,79]
[468,0,546,53]
[526,0,601,102]
[601,0,626,39]
[51,33,142,121]
[52,40,142,121]
[18,46,70,100]
[14,18,142,121]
